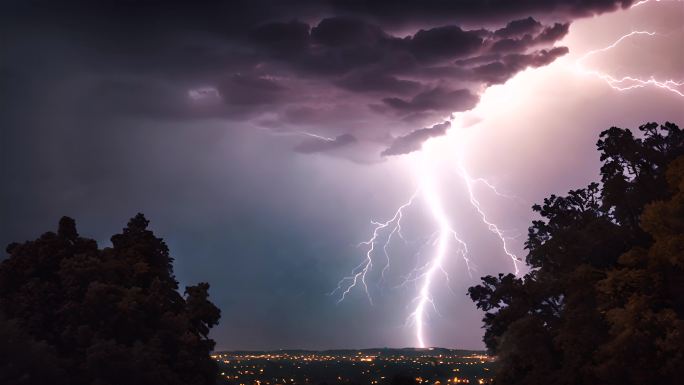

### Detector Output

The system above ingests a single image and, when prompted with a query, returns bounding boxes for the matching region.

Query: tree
[468,122,683,385]
[0,214,221,385]
[594,155,684,384]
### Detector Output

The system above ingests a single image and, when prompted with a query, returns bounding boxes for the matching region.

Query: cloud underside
[382,121,452,156]
[6,0,635,160]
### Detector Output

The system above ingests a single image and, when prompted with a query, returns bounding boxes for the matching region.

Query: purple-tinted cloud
[383,88,479,114]
[471,47,570,84]
[218,74,287,106]
[3,0,633,159]
[495,17,543,38]
[381,121,451,156]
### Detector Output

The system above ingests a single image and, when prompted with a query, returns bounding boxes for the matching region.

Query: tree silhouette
[595,155,684,384]
[0,214,221,385]
[468,122,683,385]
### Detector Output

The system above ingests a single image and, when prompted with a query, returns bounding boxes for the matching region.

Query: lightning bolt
[631,0,658,7]
[330,190,419,305]
[408,154,470,348]
[631,0,683,8]
[188,86,339,141]
[574,30,684,97]
[457,159,522,276]
[333,126,520,348]
[472,177,516,200]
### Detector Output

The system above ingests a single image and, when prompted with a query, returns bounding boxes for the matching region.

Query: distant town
[212,348,495,385]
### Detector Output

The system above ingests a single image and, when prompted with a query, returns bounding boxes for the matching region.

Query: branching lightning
[332,132,521,347]
[574,30,684,97]
[330,190,419,305]
[457,160,522,275]
[472,177,517,200]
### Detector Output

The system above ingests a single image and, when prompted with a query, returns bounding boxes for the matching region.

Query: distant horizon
[212,347,487,353]
[213,346,487,352]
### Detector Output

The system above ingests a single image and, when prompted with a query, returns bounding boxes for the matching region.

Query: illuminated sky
[1,0,682,350]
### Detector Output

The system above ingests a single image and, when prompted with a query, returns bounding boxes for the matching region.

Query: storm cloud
[2,0,635,160]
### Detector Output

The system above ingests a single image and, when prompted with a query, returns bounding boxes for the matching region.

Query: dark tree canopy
[468,122,684,385]
[0,214,221,385]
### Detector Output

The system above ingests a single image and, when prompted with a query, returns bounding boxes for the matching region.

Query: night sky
[1,0,683,350]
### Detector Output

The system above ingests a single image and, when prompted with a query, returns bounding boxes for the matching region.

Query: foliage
[468,122,684,385]
[0,214,221,385]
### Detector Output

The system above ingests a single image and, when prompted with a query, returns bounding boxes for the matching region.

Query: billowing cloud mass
[3,0,635,160]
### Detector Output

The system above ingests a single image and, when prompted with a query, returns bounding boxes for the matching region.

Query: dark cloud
[471,47,570,84]
[293,134,358,154]
[5,1,634,32]
[536,22,571,43]
[326,0,635,25]
[409,26,484,62]
[488,22,570,54]
[381,121,451,156]
[249,20,311,55]
[495,17,543,38]
[490,36,535,53]
[336,72,422,94]
[383,88,479,114]
[311,17,387,47]
[2,0,605,158]
[218,74,287,106]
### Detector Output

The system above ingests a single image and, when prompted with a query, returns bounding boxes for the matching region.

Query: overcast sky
[1,0,683,350]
